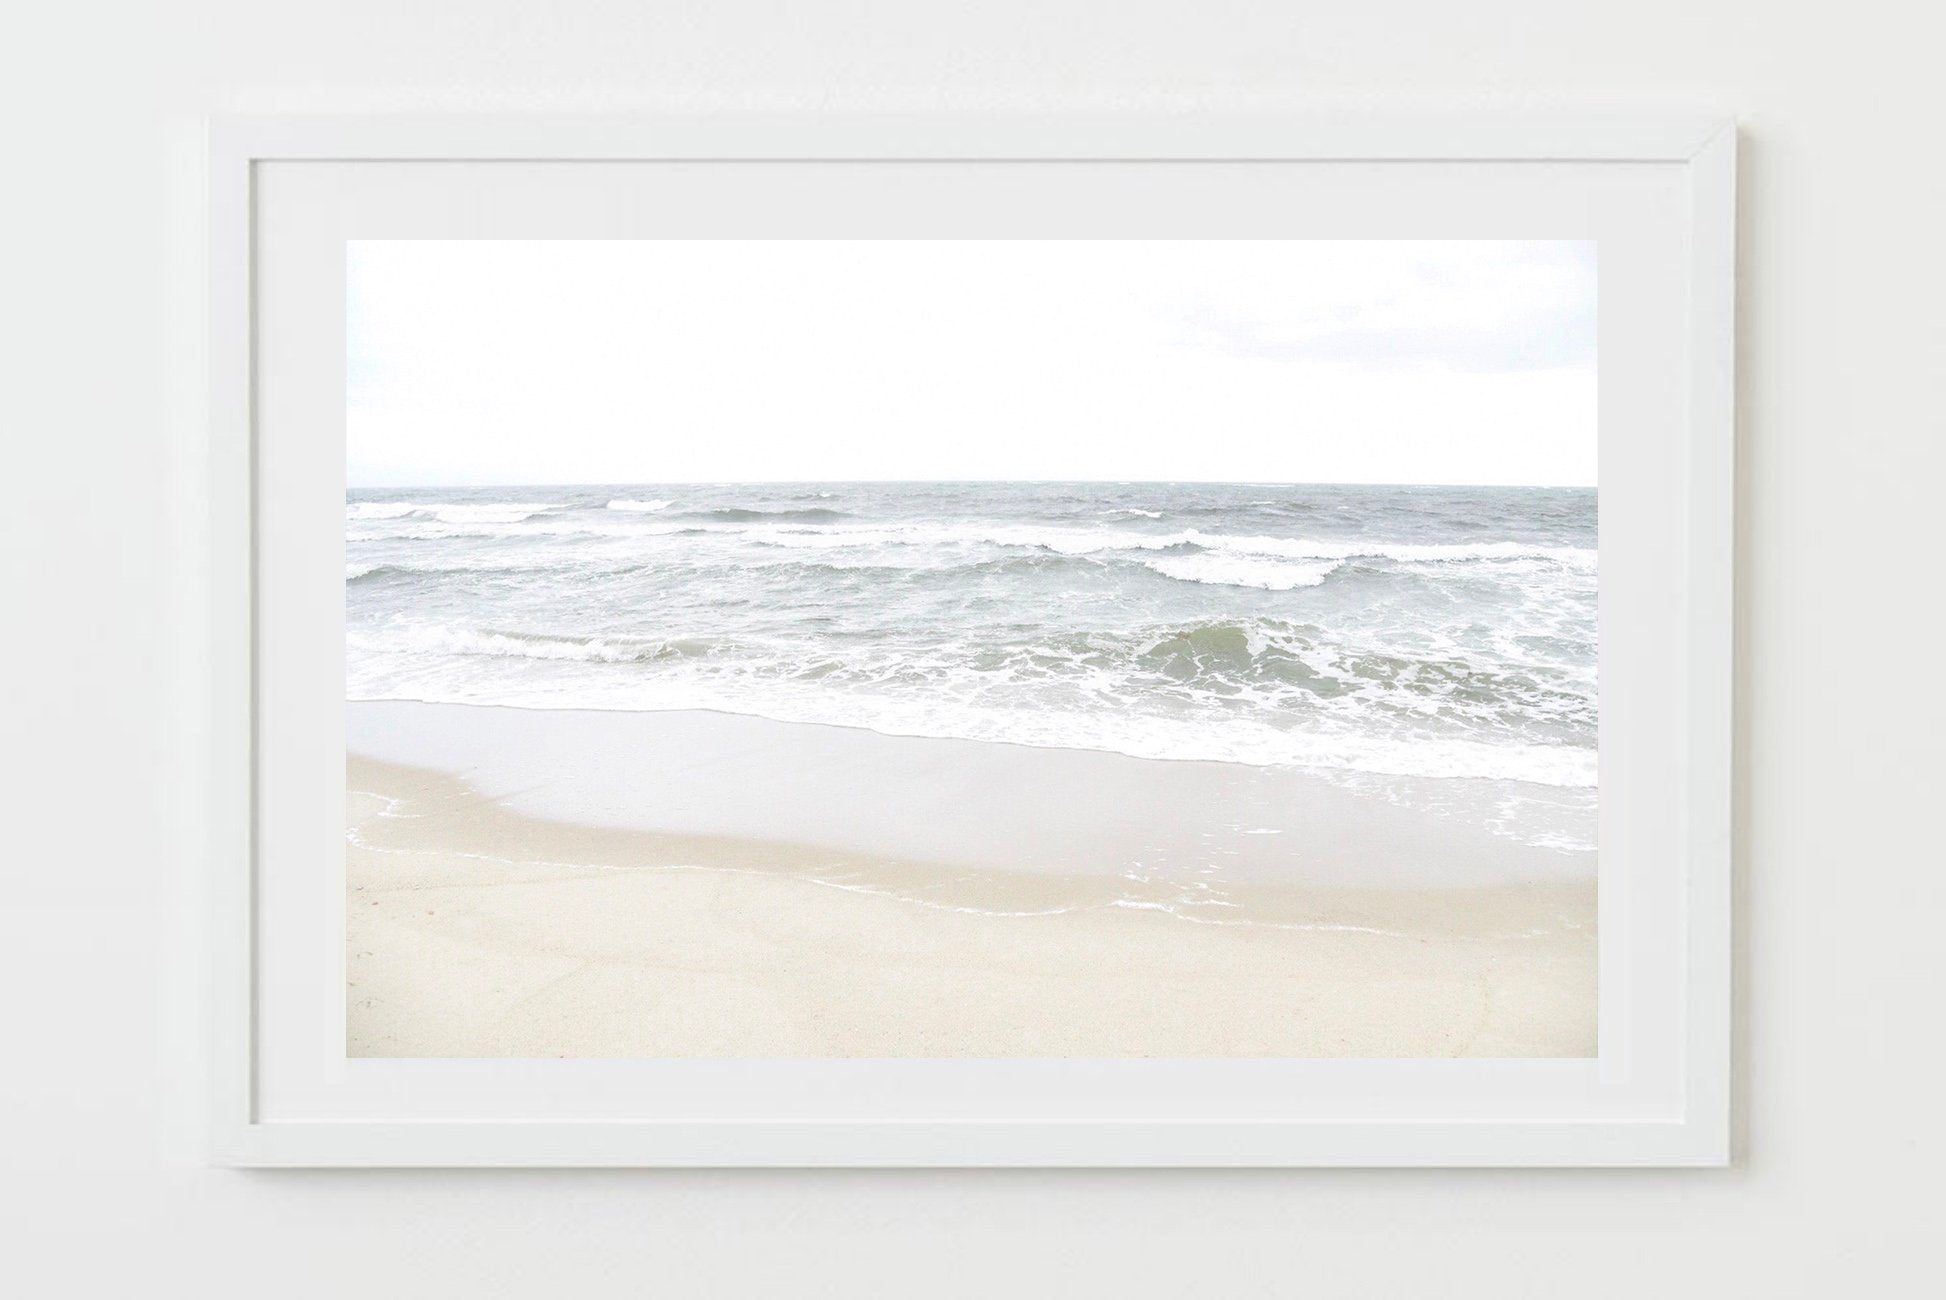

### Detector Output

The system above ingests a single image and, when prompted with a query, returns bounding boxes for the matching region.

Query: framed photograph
[208,114,1734,1166]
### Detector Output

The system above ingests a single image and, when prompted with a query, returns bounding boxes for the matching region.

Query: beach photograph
[345,239,1598,1058]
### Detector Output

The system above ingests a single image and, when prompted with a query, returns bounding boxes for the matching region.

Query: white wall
[3,2,1939,1294]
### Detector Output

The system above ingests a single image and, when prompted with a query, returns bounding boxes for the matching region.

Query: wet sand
[346,701,1596,1057]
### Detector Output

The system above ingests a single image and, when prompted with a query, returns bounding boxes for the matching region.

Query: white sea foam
[346,555,634,581]
[351,625,708,664]
[425,503,559,524]
[1177,530,1597,570]
[344,510,1594,575]
[345,501,560,526]
[1142,554,1339,591]
[345,502,419,520]
[347,518,686,543]
[739,521,1593,570]
[348,635,1598,788]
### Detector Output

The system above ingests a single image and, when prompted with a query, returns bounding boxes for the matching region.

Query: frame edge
[208,113,1740,1168]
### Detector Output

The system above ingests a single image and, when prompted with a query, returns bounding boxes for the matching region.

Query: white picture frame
[208,114,1735,1168]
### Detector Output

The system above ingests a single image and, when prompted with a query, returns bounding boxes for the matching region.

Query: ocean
[346,482,1597,854]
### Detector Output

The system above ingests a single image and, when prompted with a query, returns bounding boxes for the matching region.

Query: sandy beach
[346,701,1595,1057]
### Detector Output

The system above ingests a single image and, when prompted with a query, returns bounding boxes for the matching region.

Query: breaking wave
[345,501,560,525]
[1142,554,1339,591]
[350,625,717,664]
[346,482,1599,830]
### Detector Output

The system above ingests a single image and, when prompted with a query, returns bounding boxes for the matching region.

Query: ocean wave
[349,610,1595,787]
[684,506,850,522]
[346,665,1596,788]
[348,518,689,542]
[346,510,1593,573]
[346,558,651,583]
[427,504,559,524]
[737,522,1186,556]
[345,485,1597,809]
[351,625,716,664]
[346,501,560,525]
[1142,554,1338,591]
[754,551,1096,578]
[1179,531,1596,570]
[734,521,1592,568]
[349,543,1340,590]
[345,503,418,521]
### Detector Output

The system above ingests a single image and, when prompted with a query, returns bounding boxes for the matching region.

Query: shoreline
[348,690,1598,787]
[348,699,1594,890]
[346,701,1597,1058]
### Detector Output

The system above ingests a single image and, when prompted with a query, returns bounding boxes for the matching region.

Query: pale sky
[347,239,1595,488]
